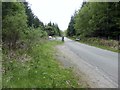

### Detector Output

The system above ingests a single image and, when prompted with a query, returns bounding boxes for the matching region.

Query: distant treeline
[67,2,120,40]
[2,2,61,50]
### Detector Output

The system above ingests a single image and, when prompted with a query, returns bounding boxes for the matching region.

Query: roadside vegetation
[66,2,120,52]
[2,1,82,88]
[3,40,80,88]
[70,37,119,52]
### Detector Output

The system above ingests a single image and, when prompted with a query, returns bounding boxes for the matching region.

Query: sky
[26,0,83,31]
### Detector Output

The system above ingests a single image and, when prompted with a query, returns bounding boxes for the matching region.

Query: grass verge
[69,37,119,53]
[2,40,80,88]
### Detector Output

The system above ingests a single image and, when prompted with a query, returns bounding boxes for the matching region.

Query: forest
[2,2,61,50]
[67,2,120,52]
[2,2,81,88]
[67,2,120,39]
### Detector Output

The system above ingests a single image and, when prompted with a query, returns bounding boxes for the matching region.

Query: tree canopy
[45,22,61,36]
[67,2,120,40]
[2,2,62,49]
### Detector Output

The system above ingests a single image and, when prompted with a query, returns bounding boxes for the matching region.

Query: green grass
[2,40,81,88]
[69,37,119,53]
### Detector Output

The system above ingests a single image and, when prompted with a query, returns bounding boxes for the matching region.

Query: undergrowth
[70,37,119,53]
[2,40,80,88]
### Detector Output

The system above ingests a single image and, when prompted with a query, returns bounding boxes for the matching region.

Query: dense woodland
[2,2,61,50]
[67,2,120,40]
[2,2,81,88]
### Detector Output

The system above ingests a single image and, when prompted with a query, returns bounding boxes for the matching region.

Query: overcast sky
[26,0,83,31]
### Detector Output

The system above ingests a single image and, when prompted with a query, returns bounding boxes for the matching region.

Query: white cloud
[26,0,83,31]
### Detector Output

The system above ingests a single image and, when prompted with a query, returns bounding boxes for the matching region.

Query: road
[56,37,118,88]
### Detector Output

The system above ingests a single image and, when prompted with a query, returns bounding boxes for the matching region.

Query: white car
[49,36,52,40]
[75,38,80,41]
